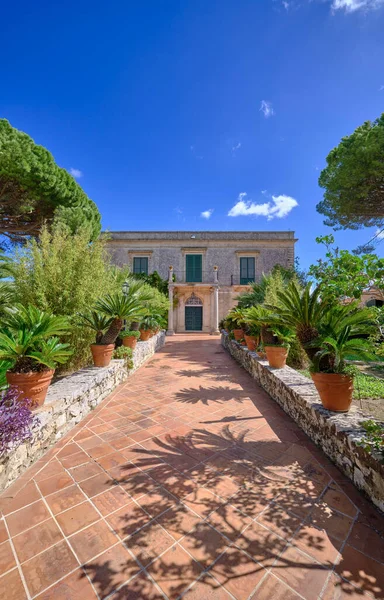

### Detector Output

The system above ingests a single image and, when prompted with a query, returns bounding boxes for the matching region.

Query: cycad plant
[95,293,148,345]
[78,311,112,344]
[0,305,72,373]
[310,327,375,374]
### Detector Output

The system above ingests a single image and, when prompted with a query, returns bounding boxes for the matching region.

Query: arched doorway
[185,293,203,331]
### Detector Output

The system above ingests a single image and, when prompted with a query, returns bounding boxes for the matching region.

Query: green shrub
[113,346,133,369]
[10,224,128,372]
[119,330,141,339]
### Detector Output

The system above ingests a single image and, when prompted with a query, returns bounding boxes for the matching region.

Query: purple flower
[0,388,36,455]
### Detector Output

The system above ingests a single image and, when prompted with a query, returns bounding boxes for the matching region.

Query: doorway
[185,306,203,331]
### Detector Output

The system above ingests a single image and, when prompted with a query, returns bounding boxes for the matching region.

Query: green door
[185,306,203,331]
[186,255,202,282]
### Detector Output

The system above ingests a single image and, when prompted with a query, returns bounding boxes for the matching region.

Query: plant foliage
[0,388,36,455]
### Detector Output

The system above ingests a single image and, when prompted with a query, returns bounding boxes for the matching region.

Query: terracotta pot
[257,351,267,359]
[265,346,288,369]
[244,335,259,352]
[122,336,138,350]
[91,344,115,367]
[233,329,244,341]
[140,329,151,341]
[6,369,54,408]
[311,372,353,412]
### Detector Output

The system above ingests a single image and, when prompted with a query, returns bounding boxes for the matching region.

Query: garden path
[0,334,384,600]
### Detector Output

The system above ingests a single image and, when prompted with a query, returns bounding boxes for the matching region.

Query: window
[133,257,148,275]
[186,254,202,282]
[240,257,255,285]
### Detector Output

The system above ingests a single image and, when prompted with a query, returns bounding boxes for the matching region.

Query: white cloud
[282,0,290,8]
[201,209,214,219]
[375,228,384,240]
[331,0,384,11]
[228,192,298,220]
[260,100,275,119]
[231,142,241,154]
[379,85,384,91]
[69,168,83,179]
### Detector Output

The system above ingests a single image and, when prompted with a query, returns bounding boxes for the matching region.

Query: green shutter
[133,257,148,275]
[186,255,202,282]
[240,257,255,285]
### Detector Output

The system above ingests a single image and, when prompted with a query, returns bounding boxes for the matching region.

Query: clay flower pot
[233,329,244,341]
[265,346,288,369]
[139,329,151,341]
[244,335,259,352]
[6,369,55,408]
[311,372,353,412]
[122,336,138,350]
[90,344,115,367]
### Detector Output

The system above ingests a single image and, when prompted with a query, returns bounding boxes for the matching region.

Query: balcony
[167,267,257,286]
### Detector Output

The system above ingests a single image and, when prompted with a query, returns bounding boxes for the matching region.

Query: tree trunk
[100,318,123,345]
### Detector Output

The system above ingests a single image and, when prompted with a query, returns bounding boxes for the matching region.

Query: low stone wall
[222,332,384,512]
[0,331,166,491]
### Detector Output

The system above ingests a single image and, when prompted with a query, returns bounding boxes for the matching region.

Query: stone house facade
[106,231,297,334]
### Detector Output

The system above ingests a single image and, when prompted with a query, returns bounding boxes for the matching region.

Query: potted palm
[263,325,294,369]
[139,315,159,341]
[90,293,147,366]
[119,330,140,349]
[227,308,247,341]
[0,305,72,406]
[309,325,375,412]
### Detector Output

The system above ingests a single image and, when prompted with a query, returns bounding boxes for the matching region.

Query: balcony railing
[167,267,257,286]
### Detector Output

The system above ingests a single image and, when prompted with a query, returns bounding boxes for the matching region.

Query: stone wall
[222,332,384,512]
[0,331,166,491]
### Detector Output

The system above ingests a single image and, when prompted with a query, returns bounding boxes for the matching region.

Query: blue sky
[1,0,384,269]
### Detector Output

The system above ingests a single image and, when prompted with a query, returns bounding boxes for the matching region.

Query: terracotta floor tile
[155,504,203,541]
[57,443,81,458]
[0,522,7,544]
[208,503,252,542]
[35,568,97,599]
[126,521,174,566]
[60,450,90,469]
[309,503,354,542]
[250,573,302,599]
[136,487,179,518]
[22,540,78,597]
[121,471,160,499]
[13,518,63,564]
[92,486,132,516]
[322,572,375,600]
[0,568,28,600]
[109,571,166,599]
[210,546,267,600]
[348,521,384,563]
[335,544,384,598]
[184,487,226,518]
[37,472,74,496]
[292,522,342,566]
[79,472,117,497]
[96,451,128,470]
[70,520,119,563]
[56,502,100,536]
[106,502,151,539]
[83,543,141,599]
[2,481,41,516]
[183,574,234,599]
[147,543,203,600]
[34,460,66,482]
[46,484,86,514]
[256,505,303,541]
[235,521,287,567]
[109,437,136,451]
[322,486,358,518]
[180,521,229,568]
[271,545,330,600]
[87,443,115,459]
[69,461,104,482]
[6,500,50,537]
[0,540,16,574]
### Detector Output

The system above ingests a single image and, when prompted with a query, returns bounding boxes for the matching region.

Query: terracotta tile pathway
[1,334,384,600]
